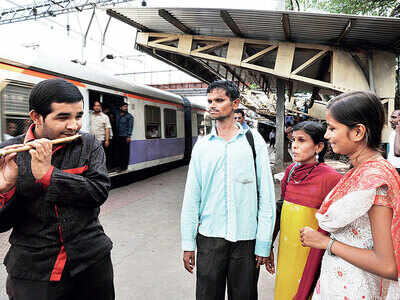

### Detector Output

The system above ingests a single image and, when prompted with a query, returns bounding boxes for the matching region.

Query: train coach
[0,48,209,177]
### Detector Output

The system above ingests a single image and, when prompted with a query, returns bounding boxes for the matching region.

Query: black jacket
[0,132,112,281]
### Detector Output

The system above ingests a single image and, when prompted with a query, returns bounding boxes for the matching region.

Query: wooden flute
[0,134,81,157]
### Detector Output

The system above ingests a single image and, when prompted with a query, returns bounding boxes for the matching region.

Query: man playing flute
[0,79,114,300]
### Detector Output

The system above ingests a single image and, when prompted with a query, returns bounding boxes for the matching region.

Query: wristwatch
[327,236,336,256]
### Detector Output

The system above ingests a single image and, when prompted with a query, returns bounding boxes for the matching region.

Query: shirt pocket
[235,172,254,184]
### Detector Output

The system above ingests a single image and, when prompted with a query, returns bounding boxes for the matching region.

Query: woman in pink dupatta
[300,91,400,299]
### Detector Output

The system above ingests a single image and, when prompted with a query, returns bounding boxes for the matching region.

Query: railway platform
[0,165,279,300]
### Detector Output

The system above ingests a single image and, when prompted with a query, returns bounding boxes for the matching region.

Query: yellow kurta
[274,201,319,300]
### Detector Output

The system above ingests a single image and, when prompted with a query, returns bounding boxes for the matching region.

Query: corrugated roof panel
[108,7,400,53]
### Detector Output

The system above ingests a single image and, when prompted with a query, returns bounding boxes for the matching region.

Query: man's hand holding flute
[0,144,18,193]
[0,139,53,193]
[28,139,53,181]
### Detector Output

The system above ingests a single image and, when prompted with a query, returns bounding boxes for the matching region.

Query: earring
[316,153,319,161]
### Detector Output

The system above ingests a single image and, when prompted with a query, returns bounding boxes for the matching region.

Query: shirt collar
[24,124,36,143]
[208,122,245,140]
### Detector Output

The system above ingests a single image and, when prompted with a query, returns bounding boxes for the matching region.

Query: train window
[1,84,32,141]
[145,105,161,139]
[164,109,177,138]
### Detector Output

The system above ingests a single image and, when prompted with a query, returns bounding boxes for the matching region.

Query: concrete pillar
[275,79,286,172]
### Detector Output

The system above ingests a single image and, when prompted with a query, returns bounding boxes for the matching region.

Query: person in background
[90,101,112,170]
[233,108,249,130]
[197,128,205,141]
[273,121,341,300]
[181,80,275,300]
[388,109,400,173]
[300,91,400,299]
[4,121,18,141]
[269,129,276,148]
[90,101,111,149]
[115,102,133,171]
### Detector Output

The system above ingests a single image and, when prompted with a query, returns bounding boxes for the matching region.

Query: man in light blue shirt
[234,108,249,130]
[181,80,276,300]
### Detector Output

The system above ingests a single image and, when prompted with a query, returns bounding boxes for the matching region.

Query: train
[0,47,210,178]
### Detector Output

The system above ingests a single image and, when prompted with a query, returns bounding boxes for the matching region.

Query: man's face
[120,104,128,112]
[38,101,83,140]
[7,122,17,136]
[93,102,102,113]
[234,113,245,124]
[207,88,239,121]
[390,110,400,129]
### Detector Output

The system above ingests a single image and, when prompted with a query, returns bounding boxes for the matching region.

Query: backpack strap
[245,130,259,207]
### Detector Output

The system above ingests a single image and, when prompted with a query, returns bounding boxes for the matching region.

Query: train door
[0,81,33,142]
[88,90,125,171]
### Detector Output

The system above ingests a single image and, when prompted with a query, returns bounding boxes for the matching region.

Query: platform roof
[106,7,400,93]
[107,7,400,53]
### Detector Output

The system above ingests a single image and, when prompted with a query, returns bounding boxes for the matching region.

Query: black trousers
[102,140,113,170]
[6,254,115,300]
[115,136,130,170]
[196,234,260,300]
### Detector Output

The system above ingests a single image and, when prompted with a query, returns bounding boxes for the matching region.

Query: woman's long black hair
[327,91,384,150]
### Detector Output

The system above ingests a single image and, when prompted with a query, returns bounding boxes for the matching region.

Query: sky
[0,0,285,102]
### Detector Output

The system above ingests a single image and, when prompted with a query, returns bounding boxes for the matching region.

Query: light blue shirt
[181,124,276,257]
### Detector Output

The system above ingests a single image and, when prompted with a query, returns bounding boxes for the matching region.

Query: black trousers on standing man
[196,234,260,300]
[115,136,130,170]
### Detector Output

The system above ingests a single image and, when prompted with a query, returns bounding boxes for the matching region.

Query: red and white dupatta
[317,157,400,285]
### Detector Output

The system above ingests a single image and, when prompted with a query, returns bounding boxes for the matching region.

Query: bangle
[327,237,336,256]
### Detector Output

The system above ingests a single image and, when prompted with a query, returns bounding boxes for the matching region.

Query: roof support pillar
[275,78,287,173]
[368,51,376,93]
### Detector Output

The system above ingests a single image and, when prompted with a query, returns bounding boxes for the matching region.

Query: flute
[0,134,81,157]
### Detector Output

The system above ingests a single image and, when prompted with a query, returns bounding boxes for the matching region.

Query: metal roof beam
[220,10,244,38]
[336,19,354,45]
[106,9,151,32]
[136,32,384,94]
[136,45,217,84]
[281,14,291,41]
[158,9,195,35]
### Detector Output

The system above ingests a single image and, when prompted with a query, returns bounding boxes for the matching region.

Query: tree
[290,0,400,17]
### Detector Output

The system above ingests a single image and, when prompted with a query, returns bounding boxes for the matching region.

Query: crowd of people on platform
[181,80,400,300]
[1,77,400,300]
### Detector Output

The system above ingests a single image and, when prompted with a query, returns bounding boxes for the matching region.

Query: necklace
[292,163,320,184]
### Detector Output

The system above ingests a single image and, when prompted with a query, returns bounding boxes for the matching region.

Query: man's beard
[210,111,233,121]
[212,115,230,121]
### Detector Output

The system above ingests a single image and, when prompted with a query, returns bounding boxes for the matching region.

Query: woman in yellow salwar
[273,121,341,300]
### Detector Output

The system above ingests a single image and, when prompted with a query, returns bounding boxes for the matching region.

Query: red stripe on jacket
[49,245,67,281]
[62,165,88,174]
[50,205,67,281]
